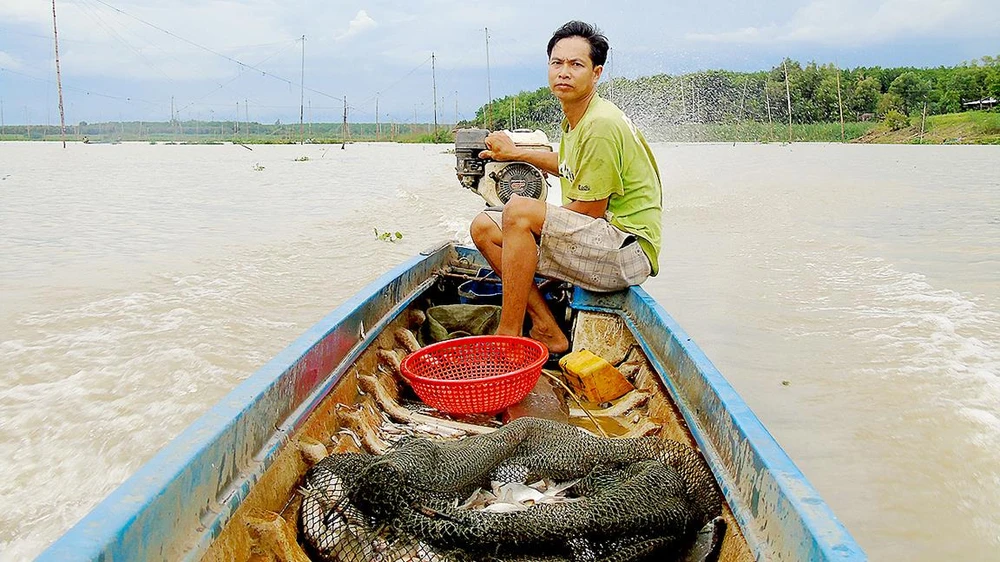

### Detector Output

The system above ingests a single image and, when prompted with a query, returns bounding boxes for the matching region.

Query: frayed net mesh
[300,417,721,561]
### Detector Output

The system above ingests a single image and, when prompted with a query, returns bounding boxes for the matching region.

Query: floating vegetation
[294,155,310,162]
[374,228,403,242]
[252,162,265,171]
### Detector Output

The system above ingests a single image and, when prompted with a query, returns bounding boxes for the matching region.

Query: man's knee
[501,197,545,232]
[470,212,499,245]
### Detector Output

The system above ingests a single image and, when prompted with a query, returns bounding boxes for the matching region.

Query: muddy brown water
[1,141,997,560]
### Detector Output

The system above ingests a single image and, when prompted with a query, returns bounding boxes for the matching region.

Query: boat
[38,242,867,562]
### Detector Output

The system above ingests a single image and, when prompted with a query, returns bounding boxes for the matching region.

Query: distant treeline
[472,55,1000,136]
[4,56,997,144]
[0,119,446,143]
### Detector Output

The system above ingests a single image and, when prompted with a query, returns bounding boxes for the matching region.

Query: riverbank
[0,111,996,145]
[854,110,1000,144]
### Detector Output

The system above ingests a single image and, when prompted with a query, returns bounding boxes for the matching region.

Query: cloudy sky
[1,0,997,125]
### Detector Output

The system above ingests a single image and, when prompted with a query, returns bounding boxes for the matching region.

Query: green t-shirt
[558,95,663,275]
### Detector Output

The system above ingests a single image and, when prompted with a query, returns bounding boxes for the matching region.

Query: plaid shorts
[484,204,651,292]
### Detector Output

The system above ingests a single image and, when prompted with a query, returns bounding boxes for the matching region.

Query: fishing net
[299,417,721,561]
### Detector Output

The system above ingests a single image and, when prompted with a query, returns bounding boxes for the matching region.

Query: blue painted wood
[573,286,867,561]
[39,243,865,561]
[37,245,455,562]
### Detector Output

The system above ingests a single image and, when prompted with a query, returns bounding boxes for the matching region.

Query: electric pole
[299,35,305,144]
[342,96,348,148]
[485,28,493,129]
[51,0,67,147]
[432,52,438,133]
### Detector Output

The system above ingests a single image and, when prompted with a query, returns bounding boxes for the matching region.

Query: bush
[415,129,455,144]
[972,111,1000,135]
[884,110,910,131]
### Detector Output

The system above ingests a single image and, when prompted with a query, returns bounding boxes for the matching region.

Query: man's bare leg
[469,204,569,354]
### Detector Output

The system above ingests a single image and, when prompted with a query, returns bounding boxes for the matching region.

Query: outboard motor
[455,128,551,207]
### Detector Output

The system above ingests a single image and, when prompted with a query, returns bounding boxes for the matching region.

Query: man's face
[548,36,603,104]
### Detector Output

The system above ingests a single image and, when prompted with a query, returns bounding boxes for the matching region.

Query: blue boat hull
[38,243,865,561]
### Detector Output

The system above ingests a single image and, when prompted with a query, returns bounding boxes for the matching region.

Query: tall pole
[375,95,380,141]
[485,28,493,130]
[607,47,614,104]
[51,0,67,147]
[299,35,305,144]
[783,60,793,143]
[919,101,927,143]
[342,96,348,147]
[765,82,774,141]
[432,52,438,133]
[1,99,5,137]
[836,66,845,142]
[679,78,686,121]
[738,78,749,120]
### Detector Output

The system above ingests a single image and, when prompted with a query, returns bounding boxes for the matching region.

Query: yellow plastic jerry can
[557,349,634,403]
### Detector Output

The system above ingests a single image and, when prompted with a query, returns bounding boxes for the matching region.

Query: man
[469,20,662,355]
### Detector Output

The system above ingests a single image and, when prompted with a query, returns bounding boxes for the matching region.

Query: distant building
[962,98,998,110]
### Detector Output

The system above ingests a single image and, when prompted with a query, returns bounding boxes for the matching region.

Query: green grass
[649,120,877,143]
[858,110,1000,144]
[3,112,995,144]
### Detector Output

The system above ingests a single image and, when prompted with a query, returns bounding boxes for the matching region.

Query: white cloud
[685,0,998,46]
[0,51,23,70]
[337,10,377,42]
[12,1,304,81]
[686,27,768,44]
[4,0,997,122]
[0,1,50,25]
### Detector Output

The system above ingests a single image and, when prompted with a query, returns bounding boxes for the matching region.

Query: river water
[0,141,997,560]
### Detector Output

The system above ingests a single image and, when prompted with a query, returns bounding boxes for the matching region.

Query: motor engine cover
[455,128,551,207]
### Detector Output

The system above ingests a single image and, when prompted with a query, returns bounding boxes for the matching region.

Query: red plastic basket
[400,335,547,414]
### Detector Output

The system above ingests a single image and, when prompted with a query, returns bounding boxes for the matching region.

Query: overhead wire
[0,26,109,46]
[8,1,490,125]
[69,0,178,83]
[0,66,159,106]
[85,0,344,104]
[353,54,433,108]
[177,38,302,115]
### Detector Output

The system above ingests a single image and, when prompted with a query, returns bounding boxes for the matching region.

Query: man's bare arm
[479,131,560,176]
[564,198,609,219]
[480,131,608,219]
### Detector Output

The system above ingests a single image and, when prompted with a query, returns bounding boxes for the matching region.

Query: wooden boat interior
[201,247,756,562]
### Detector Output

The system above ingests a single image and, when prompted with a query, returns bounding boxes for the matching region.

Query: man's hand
[479,131,520,161]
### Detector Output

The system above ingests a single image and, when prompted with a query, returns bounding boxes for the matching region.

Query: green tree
[946,67,986,110]
[876,92,905,117]
[850,77,881,118]
[883,110,910,131]
[814,71,842,122]
[888,72,931,114]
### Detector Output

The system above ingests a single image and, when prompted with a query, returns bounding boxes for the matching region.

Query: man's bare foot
[529,325,569,355]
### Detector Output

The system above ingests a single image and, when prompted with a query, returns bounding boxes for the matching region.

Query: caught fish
[412,423,465,439]
[482,502,528,513]
[455,488,497,511]
[394,328,421,354]
[495,482,547,505]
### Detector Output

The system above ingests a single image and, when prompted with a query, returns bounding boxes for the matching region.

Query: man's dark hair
[546,21,609,67]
